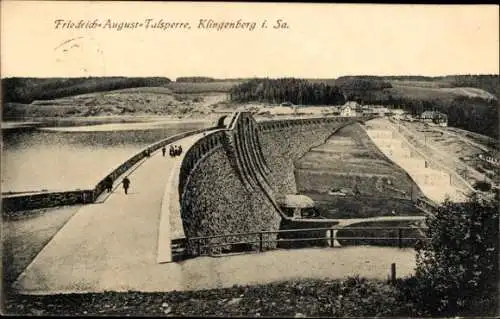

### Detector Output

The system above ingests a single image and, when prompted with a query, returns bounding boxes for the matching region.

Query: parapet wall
[2,190,94,213]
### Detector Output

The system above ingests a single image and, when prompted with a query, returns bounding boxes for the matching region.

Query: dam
[7,112,460,294]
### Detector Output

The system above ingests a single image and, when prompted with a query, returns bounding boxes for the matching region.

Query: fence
[174,226,428,259]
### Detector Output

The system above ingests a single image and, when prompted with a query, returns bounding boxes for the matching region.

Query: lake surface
[2,120,210,193]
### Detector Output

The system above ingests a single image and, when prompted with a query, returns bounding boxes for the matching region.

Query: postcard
[1,1,498,317]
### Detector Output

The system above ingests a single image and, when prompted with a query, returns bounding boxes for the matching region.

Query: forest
[229,78,346,106]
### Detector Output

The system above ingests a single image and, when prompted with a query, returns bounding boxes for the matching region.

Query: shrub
[473,181,492,192]
[411,194,498,316]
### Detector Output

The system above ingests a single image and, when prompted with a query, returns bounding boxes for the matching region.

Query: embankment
[295,123,424,201]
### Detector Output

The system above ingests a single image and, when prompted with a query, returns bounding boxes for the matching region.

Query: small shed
[276,194,315,219]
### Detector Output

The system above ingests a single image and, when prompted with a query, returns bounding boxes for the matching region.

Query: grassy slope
[2,87,231,120]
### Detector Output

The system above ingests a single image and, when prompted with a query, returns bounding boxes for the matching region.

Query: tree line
[229,78,346,105]
[2,77,172,104]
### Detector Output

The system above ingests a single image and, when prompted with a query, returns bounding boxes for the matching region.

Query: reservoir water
[1,120,211,193]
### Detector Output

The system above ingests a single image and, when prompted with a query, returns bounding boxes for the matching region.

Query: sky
[1,2,499,79]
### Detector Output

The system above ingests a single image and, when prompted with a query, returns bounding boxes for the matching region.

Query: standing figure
[105,176,113,193]
[178,145,183,155]
[122,176,131,195]
[162,146,166,157]
[169,145,175,157]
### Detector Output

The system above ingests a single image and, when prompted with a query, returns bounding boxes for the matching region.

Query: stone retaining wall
[2,190,94,213]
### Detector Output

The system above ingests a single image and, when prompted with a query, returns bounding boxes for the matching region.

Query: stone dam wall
[178,113,367,253]
[258,117,355,195]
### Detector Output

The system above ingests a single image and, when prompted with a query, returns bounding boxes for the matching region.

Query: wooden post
[398,228,402,248]
[330,229,334,247]
[391,263,396,284]
[259,232,263,252]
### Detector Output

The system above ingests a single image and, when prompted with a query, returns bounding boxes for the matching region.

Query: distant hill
[2,77,172,104]
[333,75,499,139]
[336,74,499,99]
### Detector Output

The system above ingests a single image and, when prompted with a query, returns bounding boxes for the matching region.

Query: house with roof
[392,109,408,120]
[420,111,448,127]
[340,101,358,117]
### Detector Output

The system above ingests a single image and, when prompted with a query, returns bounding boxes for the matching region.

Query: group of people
[161,145,183,157]
[103,176,131,195]
[102,143,184,197]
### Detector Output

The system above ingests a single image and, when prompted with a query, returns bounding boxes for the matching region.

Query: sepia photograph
[1,1,499,317]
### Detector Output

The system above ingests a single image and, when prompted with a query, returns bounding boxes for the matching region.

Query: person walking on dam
[122,176,131,195]
[105,176,113,193]
[162,146,166,157]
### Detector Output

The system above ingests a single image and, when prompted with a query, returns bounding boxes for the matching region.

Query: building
[340,101,358,117]
[420,111,448,127]
[392,109,408,120]
[276,194,315,219]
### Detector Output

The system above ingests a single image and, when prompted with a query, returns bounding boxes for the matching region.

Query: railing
[93,127,215,201]
[175,226,428,258]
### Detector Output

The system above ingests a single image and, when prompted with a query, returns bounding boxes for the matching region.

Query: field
[166,81,243,93]
[388,85,497,102]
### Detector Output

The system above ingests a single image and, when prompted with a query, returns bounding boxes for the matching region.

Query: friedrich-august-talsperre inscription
[54,18,290,31]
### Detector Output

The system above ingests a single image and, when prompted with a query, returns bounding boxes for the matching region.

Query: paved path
[13,245,416,294]
[12,133,205,294]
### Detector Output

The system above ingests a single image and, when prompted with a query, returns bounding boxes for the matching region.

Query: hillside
[2,77,173,104]
[2,87,230,120]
